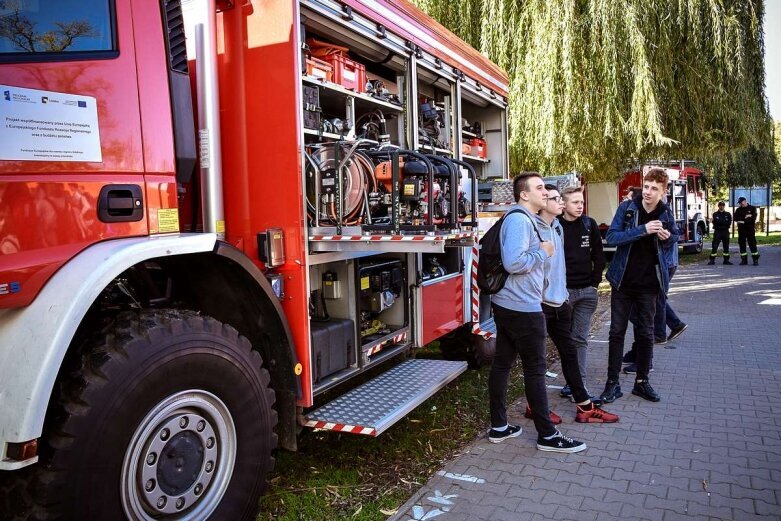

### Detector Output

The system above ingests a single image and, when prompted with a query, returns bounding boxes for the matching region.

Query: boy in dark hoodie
[601,168,678,404]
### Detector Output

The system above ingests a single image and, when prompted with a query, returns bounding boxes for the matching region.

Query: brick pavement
[391,245,781,521]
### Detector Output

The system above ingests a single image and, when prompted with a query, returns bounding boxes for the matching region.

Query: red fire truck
[0,0,510,518]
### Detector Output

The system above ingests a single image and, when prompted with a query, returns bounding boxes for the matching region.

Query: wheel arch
[0,235,299,470]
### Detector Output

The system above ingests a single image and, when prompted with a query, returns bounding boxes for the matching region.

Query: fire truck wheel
[3,310,277,521]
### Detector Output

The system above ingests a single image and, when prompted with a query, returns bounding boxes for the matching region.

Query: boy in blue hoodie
[533,185,619,425]
[487,173,586,453]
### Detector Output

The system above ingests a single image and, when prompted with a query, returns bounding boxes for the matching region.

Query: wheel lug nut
[197,420,206,432]
[206,437,215,449]
[157,496,167,509]
[195,483,203,495]
[176,497,185,510]
[160,428,170,441]
[146,453,157,465]
[179,417,188,429]
[145,479,156,492]
[205,461,214,472]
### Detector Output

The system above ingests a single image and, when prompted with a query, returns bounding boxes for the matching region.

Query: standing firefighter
[733,197,760,265]
[709,201,733,265]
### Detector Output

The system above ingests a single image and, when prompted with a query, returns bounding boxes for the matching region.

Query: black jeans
[489,304,556,437]
[542,302,590,403]
[608,288,657,382]
[737,225,758,255]
[710,230,730,256]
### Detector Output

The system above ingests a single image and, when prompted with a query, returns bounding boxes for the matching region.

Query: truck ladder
[303,359,467,436]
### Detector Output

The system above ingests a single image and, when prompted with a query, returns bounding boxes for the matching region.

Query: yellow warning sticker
[157,208,180,233]
[361,276,370,291]
[216,220,225,233]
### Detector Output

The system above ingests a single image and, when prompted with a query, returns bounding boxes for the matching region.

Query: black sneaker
[623,363,654,374]
[707,259,715,265]
[537,430,587,453]
[632,380,661,402]
[667,323,688,342]
[559,385,573,399]
[488,424,522,443]
[654,336,667,345]
[600,380,623,403]
[753,255,760,266]
[622,350,636,364]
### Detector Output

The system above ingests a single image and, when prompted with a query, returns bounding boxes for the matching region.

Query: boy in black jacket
[557,186,606,402]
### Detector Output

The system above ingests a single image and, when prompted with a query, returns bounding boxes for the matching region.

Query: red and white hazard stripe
[470,245,494,339]
[309,232,476,242]
[366,332,408,356]
[303,420,377,436]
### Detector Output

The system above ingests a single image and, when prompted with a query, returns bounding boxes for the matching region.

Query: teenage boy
[487,173,586,453]
[557,185,606,401]
[600,168,678,404]
[532,185,618,424]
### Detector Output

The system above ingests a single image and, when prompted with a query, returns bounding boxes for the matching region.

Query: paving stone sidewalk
[392,245,781,521]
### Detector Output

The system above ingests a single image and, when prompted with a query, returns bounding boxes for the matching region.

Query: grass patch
[258,357,525,520]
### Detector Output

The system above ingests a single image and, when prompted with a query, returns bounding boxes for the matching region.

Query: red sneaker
[575,404,620,423]
[525,405,562,425]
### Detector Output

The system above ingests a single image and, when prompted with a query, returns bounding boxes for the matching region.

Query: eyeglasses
[547,196,562,203]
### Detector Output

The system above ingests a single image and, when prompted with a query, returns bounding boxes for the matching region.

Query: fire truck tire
[0,310,277,521]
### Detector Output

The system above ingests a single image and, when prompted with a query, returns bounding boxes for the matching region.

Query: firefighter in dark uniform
[708,201,732,265]
[733,196,759,265]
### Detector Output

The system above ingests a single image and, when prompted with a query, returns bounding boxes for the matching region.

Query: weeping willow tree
[414,0,778,183]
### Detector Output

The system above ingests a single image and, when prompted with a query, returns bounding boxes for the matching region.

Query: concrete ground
[391,245,781,521]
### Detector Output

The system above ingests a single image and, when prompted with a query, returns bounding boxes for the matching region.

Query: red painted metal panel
[421,276,464,346]
[217,1,314,406]
[131,0,176,176]
[0,175,148,308]
[0,0,149,308]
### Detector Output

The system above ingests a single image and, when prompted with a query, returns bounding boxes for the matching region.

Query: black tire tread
[0,310,277,521]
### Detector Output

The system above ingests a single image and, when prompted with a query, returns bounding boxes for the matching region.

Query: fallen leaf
[380,508,398,515]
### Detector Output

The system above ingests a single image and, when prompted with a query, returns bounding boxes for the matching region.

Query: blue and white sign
[0,84,102,162]
[731,186,771,207]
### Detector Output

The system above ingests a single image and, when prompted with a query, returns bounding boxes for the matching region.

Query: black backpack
[477,209,541,295]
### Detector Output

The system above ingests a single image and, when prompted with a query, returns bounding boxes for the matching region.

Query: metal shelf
[417,144,453,155]
[308,230,476,253]
[463,154,489,163]
[303,75,404,113]
[303,128,344,140]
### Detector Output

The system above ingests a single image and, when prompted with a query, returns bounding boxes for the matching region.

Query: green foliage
[412,0,777,184]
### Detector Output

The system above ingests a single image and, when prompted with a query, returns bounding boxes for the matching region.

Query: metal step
[303,359,467,436]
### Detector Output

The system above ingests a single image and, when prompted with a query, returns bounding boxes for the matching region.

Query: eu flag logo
[78,100,87,108]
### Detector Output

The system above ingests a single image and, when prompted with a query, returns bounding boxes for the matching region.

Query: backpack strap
[496,208,543,247]
[581,214,592,235]
[513,210,543,242]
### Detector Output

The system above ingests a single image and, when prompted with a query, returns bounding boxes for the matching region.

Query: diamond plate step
[303,359,467,436]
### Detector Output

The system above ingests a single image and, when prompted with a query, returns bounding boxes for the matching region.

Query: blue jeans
[608,288,657,382]
[489,304,556,437]
[568,286,599,389]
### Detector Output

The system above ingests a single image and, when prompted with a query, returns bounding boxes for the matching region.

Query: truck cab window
[0,0,115,59]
